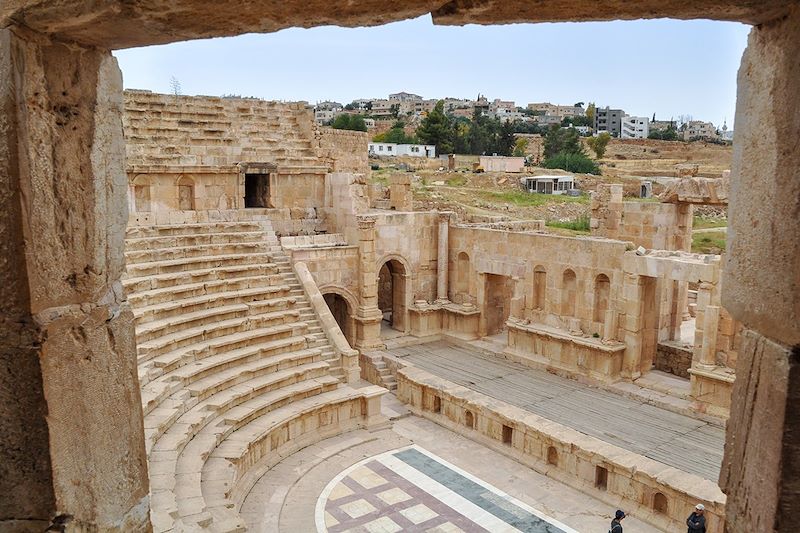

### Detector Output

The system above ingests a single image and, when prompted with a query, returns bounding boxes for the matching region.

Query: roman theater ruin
[1,2,799,533]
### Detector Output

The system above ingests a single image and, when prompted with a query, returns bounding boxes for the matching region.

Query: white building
[314,108,340,124]
[620,115,650,139]
[520,175,577,194]
[368,143,436,158]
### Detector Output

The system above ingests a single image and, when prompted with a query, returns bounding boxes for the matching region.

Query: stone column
[436,212,451,304]
[692,282,715,367]
[476,272,488,337]
[353,215,383,349]
[620,274,644,379]
[698,305,720,368]
[509,276,525,322]
[721,8,800,532]
[0,28,150,531]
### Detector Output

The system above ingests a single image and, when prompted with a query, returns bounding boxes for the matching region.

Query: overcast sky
[114,16,750,127]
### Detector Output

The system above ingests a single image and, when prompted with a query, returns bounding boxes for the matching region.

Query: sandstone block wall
[450,226,629,337]
[316,127,369,174]
[656,343,693,378]
[591,184,692,251]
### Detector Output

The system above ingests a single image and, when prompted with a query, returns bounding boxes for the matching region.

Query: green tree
[648,125,679,141]
[416,100,454,154]
[542,152,600,174]
[513,137,529,157]
[389,103,400,119]
[543,124,583,159]
[331,114,367,132]
[374,120,415,143]
[586,132,611,159]
[585,102,596,125]
[497,120,516,156]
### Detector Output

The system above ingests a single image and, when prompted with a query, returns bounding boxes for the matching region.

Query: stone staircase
[124,91,323,170]
[123,216,383,532]
[361,352,398,392]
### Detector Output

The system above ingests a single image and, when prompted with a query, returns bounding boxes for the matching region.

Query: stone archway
[321,289,356,347]
[377,258,408,333]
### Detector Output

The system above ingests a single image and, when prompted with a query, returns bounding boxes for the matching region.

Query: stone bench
[128,273,284,308]
[125,241,275,265]
[125,230,273,252]
[123,264,280,293]
[126,252,276,277]
[132,285,291,325]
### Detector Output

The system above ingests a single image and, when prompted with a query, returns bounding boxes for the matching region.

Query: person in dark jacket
[687,503,707,532]
[609,509,625,533]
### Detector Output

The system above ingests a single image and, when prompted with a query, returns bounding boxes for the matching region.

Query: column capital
[437,211,453,224]
[356,214,378,230]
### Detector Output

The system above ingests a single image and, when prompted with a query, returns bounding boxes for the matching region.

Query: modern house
[621,115,650,139]
[368,142,436,158]
[520,175,577,194]
[594,107,624,137]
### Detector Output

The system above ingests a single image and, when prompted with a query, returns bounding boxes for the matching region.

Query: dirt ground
[369,138,731,231]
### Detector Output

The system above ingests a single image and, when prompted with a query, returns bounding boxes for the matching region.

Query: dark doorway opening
[244,173,271,208]
[323,293,350,343]
[378,259,407,333]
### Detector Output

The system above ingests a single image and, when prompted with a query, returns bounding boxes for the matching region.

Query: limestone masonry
[1,3,798,532]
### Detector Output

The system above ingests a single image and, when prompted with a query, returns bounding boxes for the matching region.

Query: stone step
[136,308,302,363]
[128,274,285,308]
[126,221,269,239]
[148,376,336,533]
[125,241,275,265]
[126,252,276,278]
[123,263,280,293]
[125,231,278,252]
[145,362,333,451]
[133,285,291,325]
[157,325,311,390]
[169,378,343,528]
[140,343,321,418]
[208,387,373,468]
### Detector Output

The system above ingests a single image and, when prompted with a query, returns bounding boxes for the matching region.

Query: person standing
[687,503,707,533]
[609,510,625,533]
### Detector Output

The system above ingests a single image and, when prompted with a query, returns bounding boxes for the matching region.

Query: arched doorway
[322,292,354,346]
[378,259,408,333]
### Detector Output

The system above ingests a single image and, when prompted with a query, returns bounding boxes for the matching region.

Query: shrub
[543,152,600,174]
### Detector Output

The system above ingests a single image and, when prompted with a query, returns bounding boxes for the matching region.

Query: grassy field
[693,216,728,229]
[692,231,726,254]
[546,215,591,232]
[481,190,590,207]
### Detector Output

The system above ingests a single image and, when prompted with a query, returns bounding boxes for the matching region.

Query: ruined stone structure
[1,2,798,533]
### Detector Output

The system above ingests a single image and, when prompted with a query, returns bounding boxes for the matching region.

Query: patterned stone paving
[316,445,576,533]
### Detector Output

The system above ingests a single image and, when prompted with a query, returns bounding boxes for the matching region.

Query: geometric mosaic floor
[316,445,577,533]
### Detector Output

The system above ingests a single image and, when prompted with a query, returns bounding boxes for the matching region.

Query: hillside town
[313,91,734,151]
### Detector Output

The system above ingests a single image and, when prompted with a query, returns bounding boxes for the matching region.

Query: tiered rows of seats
[123,91,323,170]
[124,217,383,532]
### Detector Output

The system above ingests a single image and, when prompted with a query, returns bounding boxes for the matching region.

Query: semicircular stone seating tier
[123,214,384,532]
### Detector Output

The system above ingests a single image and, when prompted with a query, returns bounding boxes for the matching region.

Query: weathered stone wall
[316,127,369,174]
[450,226,629,337]
[0,27,149,532]
[591,184,692,251]
[374,211,440,304]
[656,343,693,378]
